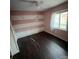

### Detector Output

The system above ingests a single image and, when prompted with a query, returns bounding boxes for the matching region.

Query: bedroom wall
[43,2,68,41]
[11,2,68,41]
[11,11,44,39]
[10,2,68,56]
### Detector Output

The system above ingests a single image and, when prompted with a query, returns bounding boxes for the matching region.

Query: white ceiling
[11,0,67,11]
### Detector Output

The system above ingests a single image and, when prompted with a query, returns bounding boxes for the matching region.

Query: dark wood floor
[13,32,68,59]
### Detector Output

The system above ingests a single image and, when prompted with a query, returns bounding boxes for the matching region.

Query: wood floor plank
[13,31,68,59]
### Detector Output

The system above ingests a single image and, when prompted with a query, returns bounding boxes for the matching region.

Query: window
[50,11,68,31]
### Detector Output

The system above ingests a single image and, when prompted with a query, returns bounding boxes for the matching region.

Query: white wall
[10,25,19,56]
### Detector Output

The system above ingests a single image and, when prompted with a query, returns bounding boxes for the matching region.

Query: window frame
[50,9,68,31]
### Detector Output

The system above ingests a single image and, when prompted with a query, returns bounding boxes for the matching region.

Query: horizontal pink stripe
[11,11,43,15]
[14,25,44,32]
[11,20,43,25]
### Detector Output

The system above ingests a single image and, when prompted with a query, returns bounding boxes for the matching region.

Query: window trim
[50,10,68,31]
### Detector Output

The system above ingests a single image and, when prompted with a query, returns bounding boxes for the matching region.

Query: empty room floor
[13,32,68,59]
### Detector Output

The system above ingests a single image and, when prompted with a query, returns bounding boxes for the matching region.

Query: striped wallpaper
[11,11,44,39]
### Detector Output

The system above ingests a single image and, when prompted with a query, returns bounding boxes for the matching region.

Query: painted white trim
[11,15,43,20]
[10,24,19,56]
[13,21,43,30]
